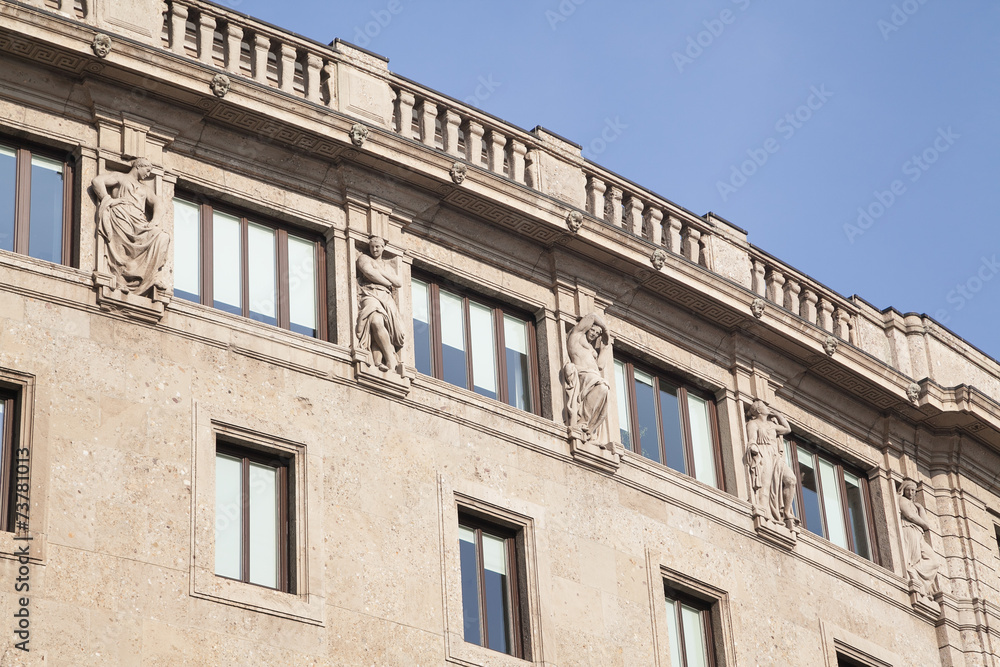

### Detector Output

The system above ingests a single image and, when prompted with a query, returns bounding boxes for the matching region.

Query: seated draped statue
[91,158,170,297]
[562,313,611,446]
[355,235,405,372]
[898,479,948,598]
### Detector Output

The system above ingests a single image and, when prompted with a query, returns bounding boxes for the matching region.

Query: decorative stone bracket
[568,428,621,473]
[752,508,800,550]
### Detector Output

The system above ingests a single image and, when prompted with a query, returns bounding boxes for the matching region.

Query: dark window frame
[0,389,18,532]
[215,441,293,593]
[786,435,879,563]
[458,511,525,659]
[664,584,719,667]
[413,272,541,415]
[0,137,76,266]
[615,356,725,490]
[173,193,327,339]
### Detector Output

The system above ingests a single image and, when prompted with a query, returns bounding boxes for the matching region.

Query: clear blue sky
[233,0,1000,364]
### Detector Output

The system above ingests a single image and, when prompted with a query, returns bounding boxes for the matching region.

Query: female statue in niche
[355,235,404,372]
[898,479,947,598]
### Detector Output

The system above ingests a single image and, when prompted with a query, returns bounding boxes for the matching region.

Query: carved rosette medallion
[91,33,113,58]
[349,122,369,147]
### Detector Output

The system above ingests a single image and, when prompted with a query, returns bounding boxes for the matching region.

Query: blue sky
[233,0,1000,363]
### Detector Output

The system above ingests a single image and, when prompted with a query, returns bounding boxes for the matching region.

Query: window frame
[0,138,75,266]
[172,193,327,339]
[214,440,293,593]
[0,389,17,533]
[615,356,725,490]
[457,512,524,658]
[664,585,719,667]
[785,436,879,563]
[412,272,541,415]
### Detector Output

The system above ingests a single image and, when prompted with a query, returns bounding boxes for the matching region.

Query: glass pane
[248,462,279,588]
[0,146,15,252]
[482,533,511,654]
[680,603,710,667]
[412,279,433,376]
[633,370,661,464]
[614,360,632,448]
[469,302,497,400]
[819,457,848,549]
[212,211,242,315]
[439,290,468,389]
[28,155,64,264]
[844,471,872,559]
[504,315,531,411]
[172,198,201,302]
[658,383,685,474]
[214,454,242,580]
[247,223,276,325]
[666,598,684,667]
[458,526,482,646]
[687,394,718,487]
[287,235,317,336]
[798,447,825,538]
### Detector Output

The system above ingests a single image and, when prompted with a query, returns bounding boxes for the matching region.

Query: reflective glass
[212,211,242,315]
[658,383,685,474]
[680,602,710,667]
[439,290,468,389]
[287,234,317,336]
[458,526,482,646]
[687,394,717,487]
[482,533,510,654]
[412,279,432,376]
[504,315,531,411]
[798,447,825,538]
[666,598,684,667]
[819,457,848,549]
[247,223,276,325]
[614,360,632,448]
[469,302,497,400]
[0,146,15,252]
[28,155,64,264]
[844,471,872,559]
[633,370,661,463]
[214,454,242,580]
[248,462,278,588]
[172,198,201,302]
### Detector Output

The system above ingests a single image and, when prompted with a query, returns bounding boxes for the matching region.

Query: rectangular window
[458,514,524,658]
[215,443,292,591]
[0,141,74,265]
[0,390,18,532]
[615,358,722,488]
[665,587,718,667]
[172,196,325,338]
[412,275,539,413]
[786,437,876,561]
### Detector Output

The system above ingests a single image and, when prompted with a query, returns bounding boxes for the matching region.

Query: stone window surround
[191,409,323,625]
[438,474,546,666]
[0,368,45,565]
[819,619,898,666]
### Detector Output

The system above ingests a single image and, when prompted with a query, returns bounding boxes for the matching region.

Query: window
[665,587,718,667]
[0,140,74,265]
[0,390,18,532]
[458,514,524,657]
[614,358,722,488]
[215,443,292,591]
[172,196,325,338]
[838,653,875,667]
[412,275,539,413]
[785,437,876,561]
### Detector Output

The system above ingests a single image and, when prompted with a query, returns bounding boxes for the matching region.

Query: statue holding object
[355,235,405,372]
[562,313,612,446]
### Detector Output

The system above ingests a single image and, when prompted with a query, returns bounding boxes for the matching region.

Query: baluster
[442,110,462,157]
[647,208,664,246]
[682,226,702,264]
[525,148,540,189]
[418,100,437,146]
[784,278,801,313]
[169,2,188,55]
[198,13,216,65]
[818,298,835,331]
[801,289,818,323]
[752,258,767,296]
[465,120,484,164]
[305,54,323,102]
[667,216,683,254]
[766,269,785,304]
[605,187,623,226]
[834,309,855,343]
[225,23,243,73]
[252,34,269,84]
[397,90,415,137]
[625,195,644,236]
[487,129,506,173]
[510,140,527,183]
[586,176,606,218]
[279,44,296,93]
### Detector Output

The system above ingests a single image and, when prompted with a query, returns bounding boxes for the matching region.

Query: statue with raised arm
[356,235,405,372]
[898,479,947,598]
[745,400,797,528]
[563,312,612,446]
[91,158,170,297]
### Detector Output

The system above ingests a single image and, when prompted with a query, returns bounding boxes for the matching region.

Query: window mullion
[463,296,473,391]
[240,217,250,317]
[812,450,830,538]
[0,397,13,531]
[506,536,521,658]
[201,203,214,307]
[526,319,540,415]
[13,148,30,255]
[674,600,689,667]
[861,475,880,565]
[316,240,328,341]
[241,456,250,583]
[707,399,725,493]
[677,387,696,479]
[790,440,805,523]
[61,157,74,266]
[652,376,666,467]
[625,363,640,454]
[495,307,508,405]
[430,283,443,379]
[276,229,290,329]
[837,464,855,554]
[476,527,489,649]
[279,462,289,592]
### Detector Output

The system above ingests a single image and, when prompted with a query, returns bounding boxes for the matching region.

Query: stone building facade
[0,1,999,665]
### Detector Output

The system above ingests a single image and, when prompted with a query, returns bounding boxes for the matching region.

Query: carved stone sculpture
[449,162,467,184]
[210,73,231,98]
[745,400,798,530]
[650,248,668,270]
[898,479,948,599]
[751,297,766,319]
[566,210,583,233]
[91,33,112,58]
[823,335,838,356]
[349,122,369,147]
[91,159,170,297]
[562,313,612,446]
[355,235,405,372]
[907,383,921,403]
